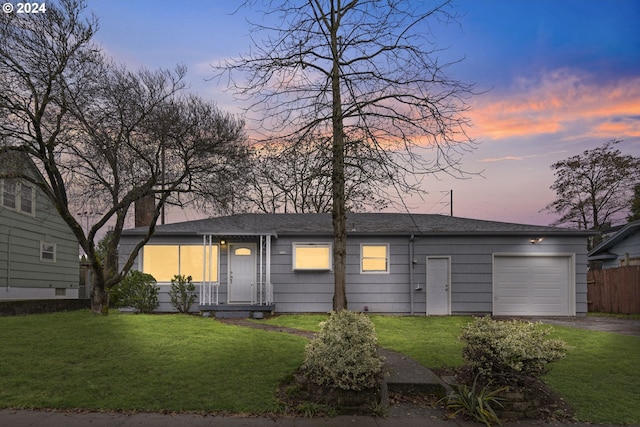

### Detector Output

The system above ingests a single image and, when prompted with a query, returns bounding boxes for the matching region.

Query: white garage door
[493,255,573,316]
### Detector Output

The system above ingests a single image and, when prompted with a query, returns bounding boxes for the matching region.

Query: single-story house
[588,220,640,268]
[0,151,80,300]
[119,213,593,317]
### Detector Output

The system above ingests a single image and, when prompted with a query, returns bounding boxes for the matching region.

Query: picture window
[292,243,332,271]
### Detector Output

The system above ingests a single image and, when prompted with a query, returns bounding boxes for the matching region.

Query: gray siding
[0,182,79,299]
[118,231,589,316]
[601,234,640,269]
[412,235,588,315]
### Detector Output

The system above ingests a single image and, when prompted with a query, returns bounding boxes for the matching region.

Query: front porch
[199,233,275,309]
[200,303,275,319]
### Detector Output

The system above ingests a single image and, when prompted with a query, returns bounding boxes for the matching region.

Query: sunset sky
[87,0,640,227]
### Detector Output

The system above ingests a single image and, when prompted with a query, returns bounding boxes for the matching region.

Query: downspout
[409,234,415,315]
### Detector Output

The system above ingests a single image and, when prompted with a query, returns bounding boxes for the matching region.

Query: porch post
[266,235,272,304]
[259,235,264,305]
[201,235,206,305]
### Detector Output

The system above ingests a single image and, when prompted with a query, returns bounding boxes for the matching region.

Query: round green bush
[110,270,159,314]
[460,316,570,382]
[302,310,384,391]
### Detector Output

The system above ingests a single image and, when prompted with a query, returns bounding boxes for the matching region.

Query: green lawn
[262,314,640,424]
[0,311,306,413]
[1,311,638,424]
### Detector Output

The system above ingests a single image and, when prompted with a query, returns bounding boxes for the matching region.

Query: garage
[493,255,574,316]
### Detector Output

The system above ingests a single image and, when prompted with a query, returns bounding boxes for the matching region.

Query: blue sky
[86,0,640,226]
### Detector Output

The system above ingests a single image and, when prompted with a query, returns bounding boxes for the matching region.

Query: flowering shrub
[302,310,384,391]
[460,317,570,382]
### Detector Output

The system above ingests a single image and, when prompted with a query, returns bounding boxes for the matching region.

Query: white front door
[228,243,256,304]
[426,256,451,315]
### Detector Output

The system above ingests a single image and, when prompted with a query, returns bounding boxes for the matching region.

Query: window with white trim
[40,241,57,262]
[142,244,218,282]
[1,179,35,215]
[292,243,332,271]
[361,244,389,273]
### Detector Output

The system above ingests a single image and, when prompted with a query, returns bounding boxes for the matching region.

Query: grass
[1,311,638,424]
[262,314,640,425]
[545,326,640,424]
[0,310,306,413]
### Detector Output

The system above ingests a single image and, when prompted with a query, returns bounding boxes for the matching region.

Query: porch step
[214,311,251,319]
[199,304,275,319]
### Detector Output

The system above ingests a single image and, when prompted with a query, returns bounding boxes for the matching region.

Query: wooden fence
[587,266,640,314]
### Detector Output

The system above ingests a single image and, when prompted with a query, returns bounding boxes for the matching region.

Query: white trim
[360,243,390,274]
[40,241,57,262]
[292,242,333,271]
[492,253,576,316]
[1,178,36,217]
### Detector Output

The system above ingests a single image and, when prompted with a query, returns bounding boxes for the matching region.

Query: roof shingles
[123,213,591,237]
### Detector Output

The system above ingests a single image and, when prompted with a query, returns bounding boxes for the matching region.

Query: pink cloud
[468,69,640,141]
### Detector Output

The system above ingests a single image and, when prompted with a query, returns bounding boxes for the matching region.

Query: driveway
[540,316,640,337]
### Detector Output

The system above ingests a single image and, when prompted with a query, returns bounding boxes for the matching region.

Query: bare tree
[218,0,475,310]
[244,134,389,213]
[0,0,247,314]
[544,139,640,230]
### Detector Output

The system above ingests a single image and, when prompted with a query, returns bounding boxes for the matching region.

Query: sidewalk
[0,408,606,427]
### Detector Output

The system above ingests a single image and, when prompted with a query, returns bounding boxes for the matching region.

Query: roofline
[587,252,617,261]
[588,220,640,256]
[122,229,595,238]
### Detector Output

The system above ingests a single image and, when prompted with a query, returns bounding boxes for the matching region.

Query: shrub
[111,270,159,314]
[169,274,197,313]
[460,317,570,383]
[302,310,384,391]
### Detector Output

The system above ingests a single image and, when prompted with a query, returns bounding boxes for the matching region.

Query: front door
[426,256,451,315]
[228,243,256,304]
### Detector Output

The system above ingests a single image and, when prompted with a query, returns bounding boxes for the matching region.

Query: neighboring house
[588,221,640,269]
[0,151,80,300]
[119,213,593,317]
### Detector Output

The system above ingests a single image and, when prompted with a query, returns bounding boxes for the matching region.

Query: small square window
[40,241,56,262]
[55,288,66,297]
[293,243,332,271]
[361,244,389,273]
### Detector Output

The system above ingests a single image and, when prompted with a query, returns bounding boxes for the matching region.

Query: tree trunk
[90,278,109,315]
[330,8,347,312]
[90,247,117,315]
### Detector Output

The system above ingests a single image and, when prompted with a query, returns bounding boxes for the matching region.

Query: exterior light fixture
[529,237,543,244]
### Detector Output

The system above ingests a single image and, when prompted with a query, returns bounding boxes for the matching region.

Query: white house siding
[0,190,79,299]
